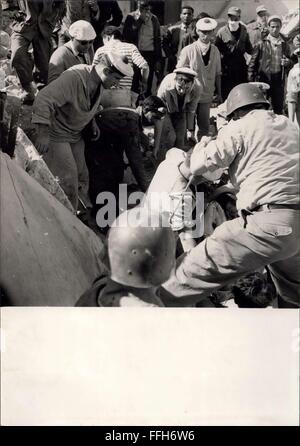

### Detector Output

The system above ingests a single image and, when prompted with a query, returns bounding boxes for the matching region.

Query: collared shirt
[32,64,103,143]
[48,41,94,83]
[267,34,283,74]
[93,39,147,89]
[138,14,154,51]
[190,110,299,210]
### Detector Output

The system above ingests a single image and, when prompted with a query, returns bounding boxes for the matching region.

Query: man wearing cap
[10,0,65,104]
[32,52,133,211]
[286,46,300,125]
[159,83,300,309]
[248,15,293,114]
[162,5,195,74]
[216,81,270,131]
[75,206,176,307]
[177,17,222,141]
[215,7,252,100]
[48,20,96,83]
[247,5,269,47]
[154,67,202,159]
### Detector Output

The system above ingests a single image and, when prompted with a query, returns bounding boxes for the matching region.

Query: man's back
[223,110,299,209]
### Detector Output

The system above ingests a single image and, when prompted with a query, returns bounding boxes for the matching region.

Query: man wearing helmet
[32,52,133,211]
[215,81,270,131]
[76,207,176,307]
[160,83,300,308]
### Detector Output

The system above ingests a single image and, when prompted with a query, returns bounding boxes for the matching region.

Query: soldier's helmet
[108,207,176,288]
[226,83,270,117]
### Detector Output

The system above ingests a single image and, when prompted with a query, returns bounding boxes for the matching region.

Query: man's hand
[35,124,50,155]
[90,120,101,141]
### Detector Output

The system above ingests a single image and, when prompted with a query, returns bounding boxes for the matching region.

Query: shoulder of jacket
[246,21,257,30]
[217,25,228,34]
[161,73,175,87]
[50,45,68,59]
[168,23,181,31]
[193,79,202,91]
[211,43,220,53]
[186,40,198,50]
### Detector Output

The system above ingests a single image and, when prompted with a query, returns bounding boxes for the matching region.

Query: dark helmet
[108,207,176,288]
[226,83,270,117]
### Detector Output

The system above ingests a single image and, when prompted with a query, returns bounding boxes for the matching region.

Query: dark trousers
[85,132,125,209]
[268,73,285,115]
[11,31,52,88]
[141,51,156,96]
[221,64,248,100]
[257,72,285,115]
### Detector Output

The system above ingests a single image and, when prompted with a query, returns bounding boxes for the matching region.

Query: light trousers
[43,138,90,210]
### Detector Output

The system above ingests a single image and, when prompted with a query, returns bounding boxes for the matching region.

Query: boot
[20,83,36,105]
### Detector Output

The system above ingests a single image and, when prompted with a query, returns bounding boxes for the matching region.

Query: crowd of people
[0,1,299,308]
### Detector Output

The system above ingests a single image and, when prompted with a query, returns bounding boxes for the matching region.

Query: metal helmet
[226,83,270,117]
[108,207,176,288]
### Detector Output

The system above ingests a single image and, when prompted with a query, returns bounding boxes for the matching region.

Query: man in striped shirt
[93,26,149,107]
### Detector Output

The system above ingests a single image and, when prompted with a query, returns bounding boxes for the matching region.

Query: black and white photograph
[0,0,299,427]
